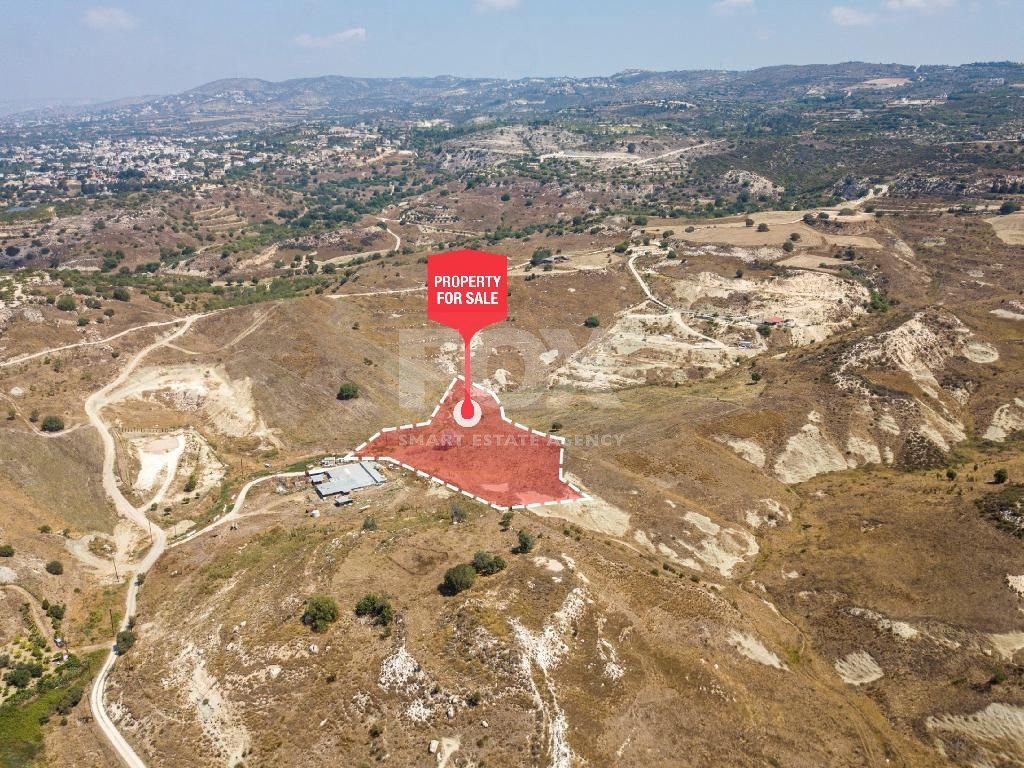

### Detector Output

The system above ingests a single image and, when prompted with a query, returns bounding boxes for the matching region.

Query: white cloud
[884,0,955,9]
[83,6,137,31]
[476,0,521,10]
[712,0,755,13]
[830,5,877,25]
[294,27,368,49]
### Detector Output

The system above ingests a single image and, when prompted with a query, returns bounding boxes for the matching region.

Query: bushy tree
[354,593,394,626]
[45,560,63,575]
[517,530,537,554]
[41,415,64,432]
[443,564,477,595]
[114,629,136,654]
[337,382,359,400]
[472,551,506,576]
[302,595,339,632]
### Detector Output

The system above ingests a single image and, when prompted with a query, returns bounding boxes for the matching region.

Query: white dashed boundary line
[342,376,588,511]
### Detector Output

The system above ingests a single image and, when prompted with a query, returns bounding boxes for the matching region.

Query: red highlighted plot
[349,378,583,509]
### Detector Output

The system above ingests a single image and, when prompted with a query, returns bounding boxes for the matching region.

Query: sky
[2,0,1022,104]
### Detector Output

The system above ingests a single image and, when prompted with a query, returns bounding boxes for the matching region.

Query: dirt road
[86,315,208,768]
[319,218,401,265]
[0,317,188,369]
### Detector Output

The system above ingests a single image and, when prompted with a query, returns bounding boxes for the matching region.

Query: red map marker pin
[427,249,508,425]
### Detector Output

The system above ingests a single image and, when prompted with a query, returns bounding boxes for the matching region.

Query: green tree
[41,415,65,432]
[443,564,477,595]
[354,593,394,626]
[530,247,552,266]
[45,560,64,575]
[517,529,537,554]
[472,551,507,576]
[337,382,359,400]
[584,315,600,328]
[756,223,769,232]
[114,629,136,654]
[4,666,32,689]
[302,595,339,632]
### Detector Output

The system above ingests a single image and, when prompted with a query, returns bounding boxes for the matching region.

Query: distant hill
[5,61,1023,134]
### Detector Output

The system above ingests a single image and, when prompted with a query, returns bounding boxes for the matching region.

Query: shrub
[584,315,600,328]
[750,370,762,383]
[531,247,552,265]
[112,287,131,301]
[449,502,467,523]
[302,595,339,632]
[45,560,64,575]
[999,200,1021,215]
[472,551,507,576]
[0,544,13,557]
[337,382,359,400]
[55,296,76,312]
[4,666,32,689]
[946,469,958,481]
[114,629,136,654]
[354,593,394,626]
[362,516,378,531]
[782,240,794,253]
[55,685,84,715]
[744,218,754,227]
[47,603,65,620]
[517,529,537,554]
[499,511,513,531]
[443,564,477,595]
[41,415,65,433]
[994,468,1009,484]
[756,223,769,232]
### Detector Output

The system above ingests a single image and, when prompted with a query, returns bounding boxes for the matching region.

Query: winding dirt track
[85,315,207,768]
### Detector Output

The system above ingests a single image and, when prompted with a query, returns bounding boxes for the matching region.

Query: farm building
[311,461,387,499]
